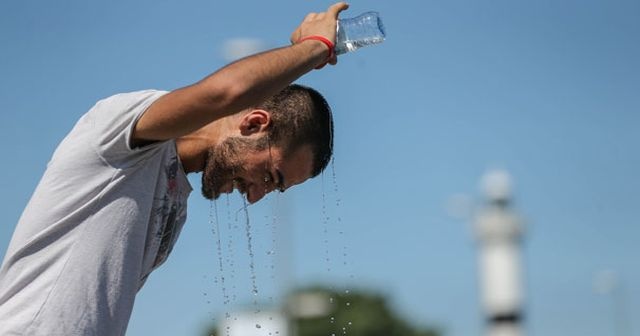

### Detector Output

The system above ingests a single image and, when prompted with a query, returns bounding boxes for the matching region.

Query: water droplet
[256,324,261,329]
[241,195,260,310]
[346,302,351,306]
[348,321,352,325]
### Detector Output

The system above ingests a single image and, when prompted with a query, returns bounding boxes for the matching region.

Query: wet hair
[255,84,334,177]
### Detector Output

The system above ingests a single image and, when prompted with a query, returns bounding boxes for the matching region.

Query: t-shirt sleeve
[87,90,170,167]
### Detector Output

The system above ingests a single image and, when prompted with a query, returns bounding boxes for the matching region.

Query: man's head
[201,84,333,203]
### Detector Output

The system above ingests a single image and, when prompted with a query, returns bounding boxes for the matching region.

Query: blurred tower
[474,170,526,336]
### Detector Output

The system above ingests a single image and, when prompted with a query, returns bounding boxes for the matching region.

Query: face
[202,136,314,204]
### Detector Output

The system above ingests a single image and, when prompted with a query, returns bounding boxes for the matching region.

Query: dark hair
[256,84,334,177]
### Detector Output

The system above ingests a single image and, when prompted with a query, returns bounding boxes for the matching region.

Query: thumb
[327,2,349,18]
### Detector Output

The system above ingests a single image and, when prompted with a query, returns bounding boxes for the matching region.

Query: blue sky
[1,0,639,335]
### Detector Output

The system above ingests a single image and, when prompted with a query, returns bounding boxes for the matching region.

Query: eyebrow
[275,169,286,193]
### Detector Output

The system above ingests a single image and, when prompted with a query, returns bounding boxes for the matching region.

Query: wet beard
[201,136,265,200]
[202,139,242,200]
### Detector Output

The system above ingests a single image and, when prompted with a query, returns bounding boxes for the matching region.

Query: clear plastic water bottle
[335,11,386,55]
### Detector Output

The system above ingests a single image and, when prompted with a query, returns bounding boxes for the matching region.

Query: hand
[290,2,349,66]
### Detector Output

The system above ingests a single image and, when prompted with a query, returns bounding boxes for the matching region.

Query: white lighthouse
[475,170,526,336]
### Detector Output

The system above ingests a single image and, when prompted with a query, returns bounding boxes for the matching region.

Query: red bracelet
[297,35,335,69]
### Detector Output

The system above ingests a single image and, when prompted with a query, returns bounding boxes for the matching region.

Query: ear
[239,109,271,136]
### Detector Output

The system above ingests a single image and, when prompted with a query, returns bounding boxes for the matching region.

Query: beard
[201,136,268,200]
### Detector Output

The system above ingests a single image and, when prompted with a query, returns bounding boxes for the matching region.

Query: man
[0,2,349,335]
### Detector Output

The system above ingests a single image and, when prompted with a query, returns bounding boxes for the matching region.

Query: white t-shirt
[0,90,193,335]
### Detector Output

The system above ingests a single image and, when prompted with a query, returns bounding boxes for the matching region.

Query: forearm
[198,39,328,118]
[136,40,328,142]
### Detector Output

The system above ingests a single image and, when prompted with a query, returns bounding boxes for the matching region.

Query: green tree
[292,287,440,336]
[204,286,442,336]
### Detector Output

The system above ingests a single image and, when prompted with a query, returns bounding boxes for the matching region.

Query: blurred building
[217,310,288,336]
[475,170,526,336]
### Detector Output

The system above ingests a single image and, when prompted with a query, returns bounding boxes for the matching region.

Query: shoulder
[96,90,170,108]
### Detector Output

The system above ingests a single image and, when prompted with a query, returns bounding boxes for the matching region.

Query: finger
[304,12,318,21]
[327,2,349,18]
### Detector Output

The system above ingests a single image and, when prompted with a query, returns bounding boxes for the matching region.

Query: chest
[140,154,191,281]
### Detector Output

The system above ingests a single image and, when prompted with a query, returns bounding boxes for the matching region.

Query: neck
[176,124,225,173]
[176,136,207,173]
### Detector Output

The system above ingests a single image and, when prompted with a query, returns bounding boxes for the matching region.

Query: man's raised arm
[133,2,349,144]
